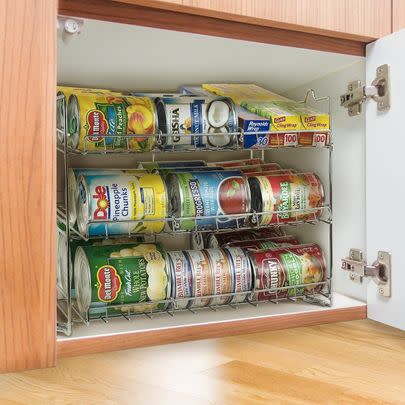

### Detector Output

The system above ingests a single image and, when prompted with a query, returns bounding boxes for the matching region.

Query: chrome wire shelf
[56,128,331,155]
[56,88,333,336]
[73,278,332,325]
[57,204,332,241]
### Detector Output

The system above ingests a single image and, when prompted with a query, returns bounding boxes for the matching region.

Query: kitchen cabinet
[111,0,392,41]
[1,0,404,374]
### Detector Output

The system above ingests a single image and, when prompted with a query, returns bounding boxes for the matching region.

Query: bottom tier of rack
[57,292,366,358]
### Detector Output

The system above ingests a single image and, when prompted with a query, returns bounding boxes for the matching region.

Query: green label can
[74,243,170,316]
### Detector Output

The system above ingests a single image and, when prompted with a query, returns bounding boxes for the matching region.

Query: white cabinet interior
[57,18,367,341]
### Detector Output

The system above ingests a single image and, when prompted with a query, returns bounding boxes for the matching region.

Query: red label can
[248,172,324,226]
[248,243,327,301]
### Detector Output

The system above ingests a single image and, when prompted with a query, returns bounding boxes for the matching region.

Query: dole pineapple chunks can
[76,173,167,238]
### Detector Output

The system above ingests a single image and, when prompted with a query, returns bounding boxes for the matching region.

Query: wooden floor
[0,319,404,404]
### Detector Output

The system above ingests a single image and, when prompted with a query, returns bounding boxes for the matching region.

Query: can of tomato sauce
[248,172,324,226]
[248,243,327,301]
[205,228,286,248]
[166,251,193,309]
[223,247,252,304]
[66,92,158,152]
[166,170,251,231]
[185,250,213,308]
[225,235,301,250]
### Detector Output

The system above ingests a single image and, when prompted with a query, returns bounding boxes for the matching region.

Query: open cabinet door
[366,30,405,330]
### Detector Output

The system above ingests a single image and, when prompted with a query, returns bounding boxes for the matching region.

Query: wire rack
[56,89,333,336]
[72,278,332,325]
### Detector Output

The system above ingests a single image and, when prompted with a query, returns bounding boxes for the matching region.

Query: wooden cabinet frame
[1,0,380,373]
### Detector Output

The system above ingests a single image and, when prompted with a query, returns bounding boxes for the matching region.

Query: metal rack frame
[56,89,333,336]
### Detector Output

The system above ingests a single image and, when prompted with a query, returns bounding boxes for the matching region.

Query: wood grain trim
[0,0,57,373]
[57,305,367,358]
[392,0,405,32]
[59,0,366,56]
[113,0,388,42]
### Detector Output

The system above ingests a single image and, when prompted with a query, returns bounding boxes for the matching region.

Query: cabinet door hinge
[340,64,390,116]
[341,249,391,297]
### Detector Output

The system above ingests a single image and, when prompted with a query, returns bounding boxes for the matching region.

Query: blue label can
[155,96,237,149]
[166,170,251,231]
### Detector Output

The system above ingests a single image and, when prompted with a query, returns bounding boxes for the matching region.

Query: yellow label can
[66,91,158,152]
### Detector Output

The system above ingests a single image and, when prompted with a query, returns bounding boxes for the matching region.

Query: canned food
[74,243,170,316]
[205,249,234,305]
[66,92,158,151]
[155,96,237,149]
[223,247,252,304]
[185,250,212,307]
[208,158,264,167]
[205,228,286,248]
[248,172,324,225]
[76,173,167,238]
[166,170,251,231]
[226,235,300,249]
[138,160,207,170]
[56,220,70,299]
[57,86,125,145]
[248,244,327,301]
[167,251,193,309]
[67,168,148,227]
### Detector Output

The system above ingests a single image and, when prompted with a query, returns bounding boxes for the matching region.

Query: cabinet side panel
[0,0,57,372]
[284,61,367,301]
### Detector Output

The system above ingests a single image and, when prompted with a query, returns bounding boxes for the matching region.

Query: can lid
[74,246,92,315]
[76,175,91,238]
[66,94,81,149]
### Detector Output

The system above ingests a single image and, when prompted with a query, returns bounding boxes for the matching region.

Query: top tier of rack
[56,89,332,155]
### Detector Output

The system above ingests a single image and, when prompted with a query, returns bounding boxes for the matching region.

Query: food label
[250,244,326,301]
[96,265,122,302]
[254,173,323,225]
[186,250,212,307]
[173,171,249,231]
[84,243,169,309]
[73,93,156,151]
[79,173,166,237]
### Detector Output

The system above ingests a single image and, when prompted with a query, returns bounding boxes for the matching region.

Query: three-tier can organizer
[56,89,333,337]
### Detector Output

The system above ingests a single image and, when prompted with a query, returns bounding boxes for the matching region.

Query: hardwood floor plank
[1,320,405,405]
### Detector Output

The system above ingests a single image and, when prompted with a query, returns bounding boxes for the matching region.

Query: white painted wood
[57,19,368,338]
[58,19,359,94]
[366,30,405,330]
[285,61,367,302]
[58,293,363,339]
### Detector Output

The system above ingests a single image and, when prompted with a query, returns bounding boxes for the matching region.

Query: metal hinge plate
[340,64,390,116]
[341,249,391,297]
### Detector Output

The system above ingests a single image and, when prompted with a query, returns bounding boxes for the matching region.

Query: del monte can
[66,91,158,151]
[74,243,170,317]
